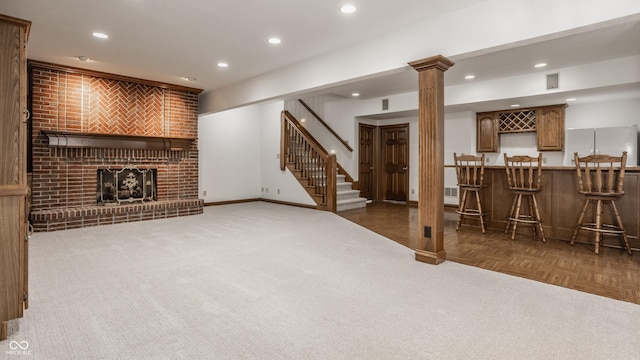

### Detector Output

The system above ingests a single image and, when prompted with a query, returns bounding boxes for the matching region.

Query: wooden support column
[409,55,454,265]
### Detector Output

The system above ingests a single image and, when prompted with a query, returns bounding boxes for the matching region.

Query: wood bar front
[471,166,640,251]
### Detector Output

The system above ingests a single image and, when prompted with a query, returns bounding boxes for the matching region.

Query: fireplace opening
[97,166,157,205]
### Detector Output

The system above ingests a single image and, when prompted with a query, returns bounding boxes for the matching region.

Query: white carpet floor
[3,202,639,359]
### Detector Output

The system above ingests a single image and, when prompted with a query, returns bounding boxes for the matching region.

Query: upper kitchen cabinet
[476,112,499,152]
[476,104,567,153]
[536,104,567,151]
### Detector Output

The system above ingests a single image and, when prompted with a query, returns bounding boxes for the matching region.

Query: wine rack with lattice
[498,110,536,133]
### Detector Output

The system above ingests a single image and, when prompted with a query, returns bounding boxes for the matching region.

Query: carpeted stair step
[336,197,368,212]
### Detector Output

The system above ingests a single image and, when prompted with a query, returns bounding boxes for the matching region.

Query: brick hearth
[29,62,203,231]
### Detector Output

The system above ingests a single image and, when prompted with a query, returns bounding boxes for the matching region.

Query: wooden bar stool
[504,153,545,242]
[571,152,631,255]
[454,153,487,233]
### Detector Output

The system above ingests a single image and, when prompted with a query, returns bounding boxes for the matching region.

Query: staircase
[336,174,367,211]
[280,110,366,212]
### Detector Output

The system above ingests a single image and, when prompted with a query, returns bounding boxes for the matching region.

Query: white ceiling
[1,1,639,113]
[0,0,482,92]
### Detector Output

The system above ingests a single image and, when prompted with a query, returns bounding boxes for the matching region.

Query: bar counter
[466,165,640,251]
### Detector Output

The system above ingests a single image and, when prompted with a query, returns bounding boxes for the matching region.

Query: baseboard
[204,198,318,210]
[260,198,317,209]
[203,198,261,206]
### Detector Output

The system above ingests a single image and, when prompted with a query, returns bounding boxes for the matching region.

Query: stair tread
[336,197,368,204]
[337,189,360,195]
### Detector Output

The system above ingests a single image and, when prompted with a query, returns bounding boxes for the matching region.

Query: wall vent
[444,187,458,197]
[546,73,559,89]
[382,98,389,111]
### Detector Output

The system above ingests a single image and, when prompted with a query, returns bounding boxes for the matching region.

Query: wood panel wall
[474,166,640,251]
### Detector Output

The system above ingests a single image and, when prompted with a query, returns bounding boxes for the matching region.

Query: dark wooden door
[358,124,375,200]
[382,124,409,201]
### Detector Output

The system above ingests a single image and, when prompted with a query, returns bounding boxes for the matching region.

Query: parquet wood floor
[339,202,640,305]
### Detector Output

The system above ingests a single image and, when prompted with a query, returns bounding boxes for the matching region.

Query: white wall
[444,112,476,204]
[566,98,640,129]
[198,105,262,202]
[198,101,314,206]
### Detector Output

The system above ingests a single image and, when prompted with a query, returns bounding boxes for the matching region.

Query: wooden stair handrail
[281,110,337,212]
[281,111,330,169]
[281,111,355,183]
[298,99,354,152]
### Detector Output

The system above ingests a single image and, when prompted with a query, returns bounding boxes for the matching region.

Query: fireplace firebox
[97,166,157,205]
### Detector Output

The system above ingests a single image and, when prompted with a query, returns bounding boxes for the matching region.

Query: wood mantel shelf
[41,130,194,151]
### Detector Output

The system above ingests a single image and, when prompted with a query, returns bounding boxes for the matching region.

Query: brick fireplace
[29,61,203,231]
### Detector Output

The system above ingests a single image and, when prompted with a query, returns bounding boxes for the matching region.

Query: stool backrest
[574,152,627,195]
[454,153,485,187]
[504,153,543,190]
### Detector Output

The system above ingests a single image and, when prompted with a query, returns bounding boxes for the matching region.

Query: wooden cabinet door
[0,15,30,339]
[0,191,27,323]
[537,105,566,151]
[476,112,498,152]
[0,17,27,185]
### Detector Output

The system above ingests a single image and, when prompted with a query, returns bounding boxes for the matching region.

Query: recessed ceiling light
[534,63,547,68]
[183,76,197,82]
[566,98,577,102]
[465,75,475,80]
[217,62,229,68]
[510,104,521,108]
[92,32,109,39]
[340,4,357,14]
[268,37,281,45]
[76,56,90,62]
[351,92,360,97]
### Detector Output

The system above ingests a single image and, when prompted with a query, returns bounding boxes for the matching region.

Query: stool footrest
[507,215,543,225]
[577,223,624,235]
[456,209,486,217]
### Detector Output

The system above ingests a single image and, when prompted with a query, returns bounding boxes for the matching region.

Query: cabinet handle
[27,223,33,239]
[23,108,30,121]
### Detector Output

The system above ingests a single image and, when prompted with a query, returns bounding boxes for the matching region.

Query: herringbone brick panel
[88,79,164,136]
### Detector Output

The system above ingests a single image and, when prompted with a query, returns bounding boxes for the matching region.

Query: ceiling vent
[547,73,559,90]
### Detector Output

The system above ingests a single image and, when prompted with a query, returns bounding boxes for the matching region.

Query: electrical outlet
[424,226,432,238]
[411,189,415,194]
[203,190,207,196]
[277,189,280,194]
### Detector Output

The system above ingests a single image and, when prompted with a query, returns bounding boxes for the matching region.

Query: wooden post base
[1,321,7,341]
[415,249,447,265]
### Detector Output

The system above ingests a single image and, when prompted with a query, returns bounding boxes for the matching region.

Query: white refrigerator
[563,125,638,166]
